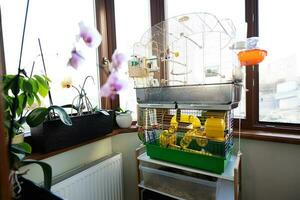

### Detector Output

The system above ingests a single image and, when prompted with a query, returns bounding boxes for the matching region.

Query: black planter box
[30,111,114,153]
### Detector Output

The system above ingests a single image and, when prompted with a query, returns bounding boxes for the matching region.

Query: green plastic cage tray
[146,141,232,174]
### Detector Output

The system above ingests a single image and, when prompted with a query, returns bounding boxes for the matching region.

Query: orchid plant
[5,21,103,197]
[65,21,128,104]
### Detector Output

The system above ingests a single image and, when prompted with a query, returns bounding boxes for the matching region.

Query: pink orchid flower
[111,50,126,71]
[79,21,102,48]
[67,49,85,70]
[100,71,127,100]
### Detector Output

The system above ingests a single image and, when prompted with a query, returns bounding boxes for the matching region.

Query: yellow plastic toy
[170,114,201,130]
[180,129,207,148]
[159,125,177,147]
[180,130,194,148]
[160,130,176,147]
[204,117,225,140]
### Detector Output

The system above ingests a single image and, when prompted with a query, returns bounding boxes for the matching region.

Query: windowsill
[26,126,300,160]
[26,126,138,160]
[233,129,300,145]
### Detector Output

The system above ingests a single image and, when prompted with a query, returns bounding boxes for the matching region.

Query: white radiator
[51,153,123,200]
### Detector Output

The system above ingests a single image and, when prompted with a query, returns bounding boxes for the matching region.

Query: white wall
[111,132,142,200]
[113,134,300,200]
[23,132,142,200]
[236,138,300,200]
[22,133,300,200]
[22,137,112,184]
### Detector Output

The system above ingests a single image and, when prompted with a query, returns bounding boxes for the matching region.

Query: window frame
[108,0,164,112]
[240,0,300,134]
[110,0,300,134]
[97,0,159,111]
[95,0,120,110]
[0,7,11,199]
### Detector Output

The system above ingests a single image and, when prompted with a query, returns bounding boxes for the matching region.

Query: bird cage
[133,13,243,174]
[128,12,242,109]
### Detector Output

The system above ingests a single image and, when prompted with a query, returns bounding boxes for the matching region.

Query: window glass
[166,0,244,25]
[1,0,100,109]
[165,0,246,118]
[259,0,300,124]
[115,0,151,120]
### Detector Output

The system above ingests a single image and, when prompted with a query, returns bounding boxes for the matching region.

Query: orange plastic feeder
[238,49,267,66]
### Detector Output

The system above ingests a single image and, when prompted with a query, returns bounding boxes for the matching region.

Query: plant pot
[116,113,133,128]
[30,111,114,153]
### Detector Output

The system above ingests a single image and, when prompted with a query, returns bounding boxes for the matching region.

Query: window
[114,0,151,120]
[258,0,300,124]
[165,0,300,133]
[165,0,246,118]
[0,0,100,109]
[241,0,300,133]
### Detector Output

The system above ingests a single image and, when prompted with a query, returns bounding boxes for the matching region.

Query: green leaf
[38,86,48,98]
[42,75,51,82]
[29,78,39,93]
[22,79,33,93]
[21,93,27,110]
[3,75,16,94]
[27,93,34,106]
[34,75,49,97]
[11,76,20,96]
[26,107,48,127]
[21,160,52,190]
[17,93,26,116]
[11,95,19,115]
[4,95,13,109]
[19,76,24,91]
[16,95,24,116]
[3,74,15,83]
[33,92,41,105]
[49,105,72,126]
[11,142,32,154]
[34,75,49,89]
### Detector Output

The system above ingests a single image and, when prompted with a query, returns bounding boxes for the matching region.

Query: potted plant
[115,108,133,128]
[2,71,68,199]
[1,1,71,198]
[26,21,129,153]
[29,75,114,153]
[2,72,72,154]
